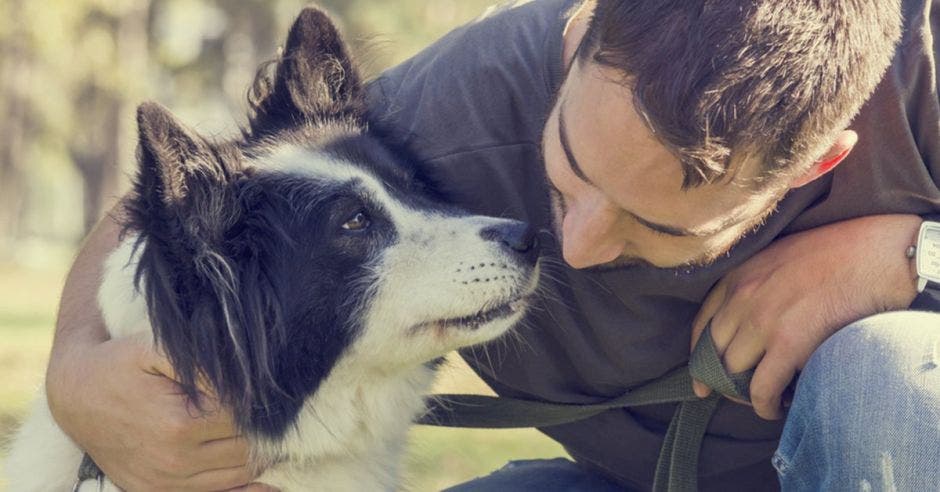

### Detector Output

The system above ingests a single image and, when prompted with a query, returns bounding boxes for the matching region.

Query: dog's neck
[256,360,435,490]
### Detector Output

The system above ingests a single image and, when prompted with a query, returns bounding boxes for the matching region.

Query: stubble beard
[544,182,773,272]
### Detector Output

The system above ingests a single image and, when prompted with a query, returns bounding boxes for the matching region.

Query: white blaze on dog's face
[259,143,541,368]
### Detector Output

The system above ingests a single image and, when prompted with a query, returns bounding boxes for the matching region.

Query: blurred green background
[0,0,566,490]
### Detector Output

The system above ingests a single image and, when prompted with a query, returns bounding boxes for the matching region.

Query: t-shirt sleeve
[364,0,570,164]
[781,0,940,233]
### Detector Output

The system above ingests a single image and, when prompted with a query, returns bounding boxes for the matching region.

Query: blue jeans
[445,311,940,491]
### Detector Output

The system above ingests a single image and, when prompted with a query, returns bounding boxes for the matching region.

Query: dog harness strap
[419,322,753,492]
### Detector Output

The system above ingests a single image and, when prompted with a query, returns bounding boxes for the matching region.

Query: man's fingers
[691,379,712,398]
[198,436,253,470]
[691,282,742,399]
[186,464,258,492]
[691,301,745,396]
[694,318,764,399]
[690,281,729,350]
[138,342,218,396]
[225,483,280,492]
[749,352,797,420]
[721,320,766,374]
[133,340,179,379]
[185,399,241,442]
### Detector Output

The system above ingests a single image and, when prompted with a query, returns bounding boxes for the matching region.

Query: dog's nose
[480,221,540,264]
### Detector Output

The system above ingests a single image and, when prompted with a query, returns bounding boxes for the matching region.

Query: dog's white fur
[4,148,537,492]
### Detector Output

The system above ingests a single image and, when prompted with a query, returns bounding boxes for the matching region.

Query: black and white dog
[4,7,539,491]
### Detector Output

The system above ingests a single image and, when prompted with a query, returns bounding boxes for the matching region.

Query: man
[47,0,940,490]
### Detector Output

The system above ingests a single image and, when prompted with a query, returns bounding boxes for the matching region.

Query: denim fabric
[444,311,940,491]
[774,311,940,491]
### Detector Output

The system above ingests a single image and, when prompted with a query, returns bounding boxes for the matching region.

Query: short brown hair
[579,0,902,189]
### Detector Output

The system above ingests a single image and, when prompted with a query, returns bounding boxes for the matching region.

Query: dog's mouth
[442,295,530,330]
[412,294,532,333]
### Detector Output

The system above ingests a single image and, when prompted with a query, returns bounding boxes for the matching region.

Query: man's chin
[578,250,726,273]
[580,255,650,272]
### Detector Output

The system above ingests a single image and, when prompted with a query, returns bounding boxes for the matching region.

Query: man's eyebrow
[558,103,594,185]
[630,213,722,238]
[557,101,734,239]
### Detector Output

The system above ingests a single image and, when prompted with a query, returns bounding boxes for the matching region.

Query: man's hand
[45,210,274,491]
[46,336,270,491]
[691,214,922,420]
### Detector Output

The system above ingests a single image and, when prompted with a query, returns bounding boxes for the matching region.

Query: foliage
[0,0,501,260]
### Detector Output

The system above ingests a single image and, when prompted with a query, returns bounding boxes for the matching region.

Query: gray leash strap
[419,366,695,428]
[74,453,105,491]
[418,324,753,492]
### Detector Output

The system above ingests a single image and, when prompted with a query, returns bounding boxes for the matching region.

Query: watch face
[917,222,940,283]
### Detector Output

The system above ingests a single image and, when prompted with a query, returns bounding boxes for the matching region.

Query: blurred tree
[69,0,151,233]
[0,0,498,260]
[0,0,31,255]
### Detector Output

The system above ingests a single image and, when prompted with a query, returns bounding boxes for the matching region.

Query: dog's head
[127,8,540,441]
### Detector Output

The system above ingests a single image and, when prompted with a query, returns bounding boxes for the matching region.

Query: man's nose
[561,205,622,269]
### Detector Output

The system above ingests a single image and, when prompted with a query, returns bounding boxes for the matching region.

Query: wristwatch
[910,214,940,311]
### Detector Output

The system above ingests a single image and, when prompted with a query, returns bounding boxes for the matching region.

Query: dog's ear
[132,101,239,247]
[248,7,363,136]
[130,102,250,414]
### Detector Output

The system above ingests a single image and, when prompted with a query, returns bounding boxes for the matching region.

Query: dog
[3,7,540,491]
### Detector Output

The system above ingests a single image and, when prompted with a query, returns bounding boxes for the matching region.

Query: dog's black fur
[126,9,448,439]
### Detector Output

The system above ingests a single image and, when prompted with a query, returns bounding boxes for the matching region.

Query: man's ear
[248,7,363,136]
[790,130,858,188]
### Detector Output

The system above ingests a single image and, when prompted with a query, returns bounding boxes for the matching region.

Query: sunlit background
[0,0,566,490]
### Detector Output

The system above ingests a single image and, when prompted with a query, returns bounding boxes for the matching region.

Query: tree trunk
[0,28,30,259]
[70,2,150,235]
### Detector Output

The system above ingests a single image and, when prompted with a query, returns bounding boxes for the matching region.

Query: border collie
[4,7,539,491]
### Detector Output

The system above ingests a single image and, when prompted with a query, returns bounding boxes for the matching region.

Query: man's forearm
[52,210,123,344]
[46,204,123,406]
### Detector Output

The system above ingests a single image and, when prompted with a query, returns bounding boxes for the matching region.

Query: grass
[0,261,567,491]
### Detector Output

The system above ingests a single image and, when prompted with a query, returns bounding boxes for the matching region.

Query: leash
[73,453,105,491]
[417,323,753,492]
[74,324,747,491]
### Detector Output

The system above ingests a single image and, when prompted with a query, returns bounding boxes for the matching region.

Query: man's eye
[341,211,371,231]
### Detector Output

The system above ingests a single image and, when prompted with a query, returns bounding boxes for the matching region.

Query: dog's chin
[409,292,532,340]
[437,296,528,330]
[405,262,541,352]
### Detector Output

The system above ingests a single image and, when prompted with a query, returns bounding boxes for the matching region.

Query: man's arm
[45,206,263,491]
[689,214,922,419]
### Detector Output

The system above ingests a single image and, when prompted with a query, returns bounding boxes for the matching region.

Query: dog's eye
[341,211,371,231]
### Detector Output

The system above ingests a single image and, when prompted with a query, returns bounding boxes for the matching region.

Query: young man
[46,0,940,490]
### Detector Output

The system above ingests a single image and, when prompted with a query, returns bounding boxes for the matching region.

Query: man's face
[541,58,783,270]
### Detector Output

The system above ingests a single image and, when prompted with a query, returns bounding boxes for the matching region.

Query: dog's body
[4,9,539,491]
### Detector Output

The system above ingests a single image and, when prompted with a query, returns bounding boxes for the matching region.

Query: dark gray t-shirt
[366,0,940,489]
